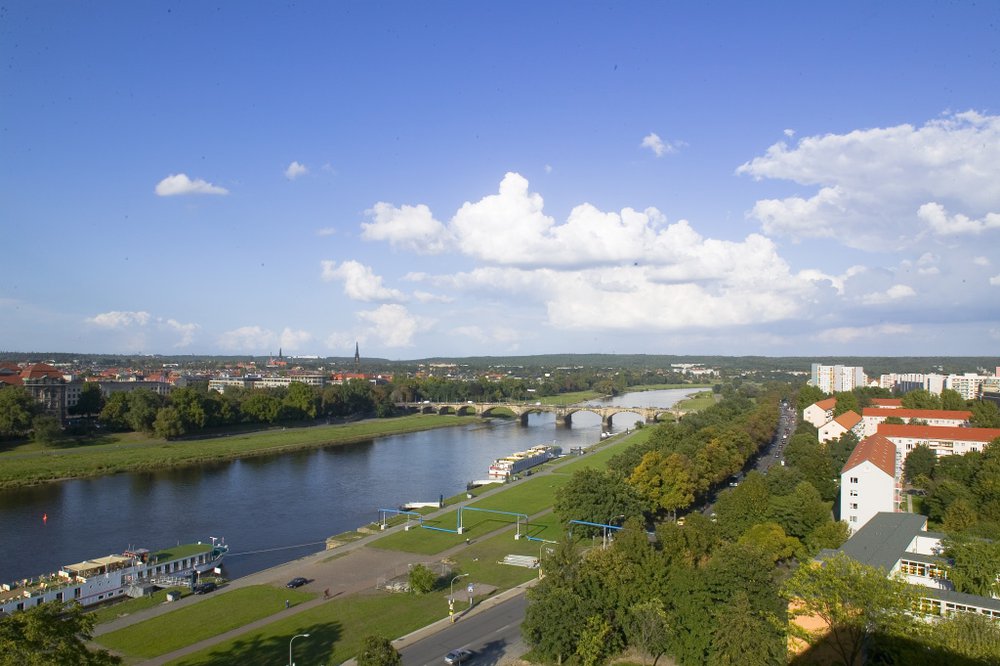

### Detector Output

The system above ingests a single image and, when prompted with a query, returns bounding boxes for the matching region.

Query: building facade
[840,434,898,534]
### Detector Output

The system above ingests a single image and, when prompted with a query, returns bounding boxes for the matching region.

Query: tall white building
[841,433,898,534]
[810,363,867,393]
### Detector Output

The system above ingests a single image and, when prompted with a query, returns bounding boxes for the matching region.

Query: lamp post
[450,573,469,601]
[289,633,309,666]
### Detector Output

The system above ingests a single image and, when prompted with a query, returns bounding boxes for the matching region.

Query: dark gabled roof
[837,512,927,571]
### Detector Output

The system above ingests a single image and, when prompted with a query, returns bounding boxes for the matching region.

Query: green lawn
[675,390,717,411]
[96,585,314,658]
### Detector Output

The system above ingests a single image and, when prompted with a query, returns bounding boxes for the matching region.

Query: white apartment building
[803,397,837,428]
[819,410,864,444]
[878,424,1000,461]
[946,373,1000,400]
[841,434,898,534]
[861,408,971,437]
[810,363,867,393]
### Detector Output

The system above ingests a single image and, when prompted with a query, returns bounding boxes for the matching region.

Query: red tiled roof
[842,434,896,476]
[870,398,903,408]
[862,408,971,420]
[834,410,862,428]
[19,363,62,380]
[0,375,23,386]
[813,398,836,411]
[877,424,1000,442]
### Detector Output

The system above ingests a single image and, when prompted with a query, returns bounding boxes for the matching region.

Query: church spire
[354,341,360,371]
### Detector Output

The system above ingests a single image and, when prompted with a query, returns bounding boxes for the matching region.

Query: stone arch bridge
[397,401,686,429]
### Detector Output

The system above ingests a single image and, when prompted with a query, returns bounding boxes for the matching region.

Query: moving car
[193,582,217,594]
[286,577,308,588]
[445,649,473,665]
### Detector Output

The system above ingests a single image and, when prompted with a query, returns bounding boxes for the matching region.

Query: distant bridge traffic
[395,401,686,428]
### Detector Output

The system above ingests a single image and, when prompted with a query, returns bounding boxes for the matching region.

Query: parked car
[445,649,473,665]
[193,582,217,594]
[286,577,308,588]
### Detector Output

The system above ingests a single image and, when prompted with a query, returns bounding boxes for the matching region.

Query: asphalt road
[401,594,529,666]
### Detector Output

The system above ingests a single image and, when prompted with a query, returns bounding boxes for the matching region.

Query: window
[850,515,857,522]
[849,490,858,497]
[850,503,858,510]
[850,477,859,484]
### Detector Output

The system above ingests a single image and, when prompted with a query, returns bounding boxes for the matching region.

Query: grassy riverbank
[0,414,476,491]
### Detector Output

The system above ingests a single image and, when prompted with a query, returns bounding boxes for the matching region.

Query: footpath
[91,457,568,665]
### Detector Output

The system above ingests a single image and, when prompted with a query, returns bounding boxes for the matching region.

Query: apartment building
[861,408,971,437]
[840,434,898,534]
[810,363,867,393]
[877,423,1000,460]
[819,410,863,444]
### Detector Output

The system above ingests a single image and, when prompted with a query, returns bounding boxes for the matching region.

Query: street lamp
[450,573,469,601]
[289,633,309,666]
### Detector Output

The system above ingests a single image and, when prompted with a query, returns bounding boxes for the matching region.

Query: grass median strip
[96,585,314,659]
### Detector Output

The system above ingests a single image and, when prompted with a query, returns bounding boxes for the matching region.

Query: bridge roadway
[396,401,685,428]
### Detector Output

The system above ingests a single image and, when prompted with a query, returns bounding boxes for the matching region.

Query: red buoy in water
[43,513,48,524]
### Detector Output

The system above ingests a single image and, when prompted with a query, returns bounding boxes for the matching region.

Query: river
[0,389,698,583]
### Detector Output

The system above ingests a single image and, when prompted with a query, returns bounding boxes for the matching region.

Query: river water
[0,389,696,583]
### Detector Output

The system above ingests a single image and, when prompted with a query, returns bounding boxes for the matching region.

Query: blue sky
[2,2,999,359]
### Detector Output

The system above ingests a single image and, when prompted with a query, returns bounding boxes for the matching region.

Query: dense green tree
[240,391,281,423]
[355,634,401,666]
[98,392,131,431]
[407,563,436,594]
[767,481,830,540]
[283,381,319,420]
[825,431,858,472]
[152,407,185,440]
[903,444,936,483]
[832,391,860,417]
[712,471,770,540]
[901,388,941,410]
[68,382,104,416]
[736,522,801,564]
[624,599,671,666]
[940,388,967,411]
[883,415,905,425]
[707,591,784,666]
[664,567,715,666]
[0,600,121,665]
[523,585,584,664]
[796,385,827,413]
[553,468,645,528]
[783,437,838,501]
[921,611,1000,664]
[925,478,976,524]
[942,497,979,533]
[804,520,850,554]
[943,536,1000,597]
[970,400,1000,427]
[629,451,695,518]
[125,389,163,434]
[935,451,981,486]
[783,553,919,666]
[32,414,62,445]
[0,386,39,437]
[576,615,613,666]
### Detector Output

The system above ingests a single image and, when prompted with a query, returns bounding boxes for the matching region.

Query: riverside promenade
[90,453,568,665]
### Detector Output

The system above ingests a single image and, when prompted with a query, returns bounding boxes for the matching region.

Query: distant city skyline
[2,3,999,358]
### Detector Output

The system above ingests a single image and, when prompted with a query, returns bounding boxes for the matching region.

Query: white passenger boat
[0,537,227,614]
[488,444,561,480]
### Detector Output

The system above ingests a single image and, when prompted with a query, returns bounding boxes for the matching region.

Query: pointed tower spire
[354,341,360,371]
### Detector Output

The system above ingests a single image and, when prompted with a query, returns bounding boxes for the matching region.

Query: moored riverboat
[0,538,227,615]
[487,444,561,480]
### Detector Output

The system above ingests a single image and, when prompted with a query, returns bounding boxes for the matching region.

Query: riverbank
[0,414,477,491]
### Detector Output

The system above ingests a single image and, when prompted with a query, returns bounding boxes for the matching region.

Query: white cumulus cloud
[320,260,404,302]
[285,161,308,180]
[356,304,433,347]
[990,275,1000,286]
[279,327,312,351]
[361,202,453,253]
[87,310,152,328]
[861,284,917,305]
[155,173,229,196]
[640,132,677,157]
[217,325,276,352]
[738,111,1000,248]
